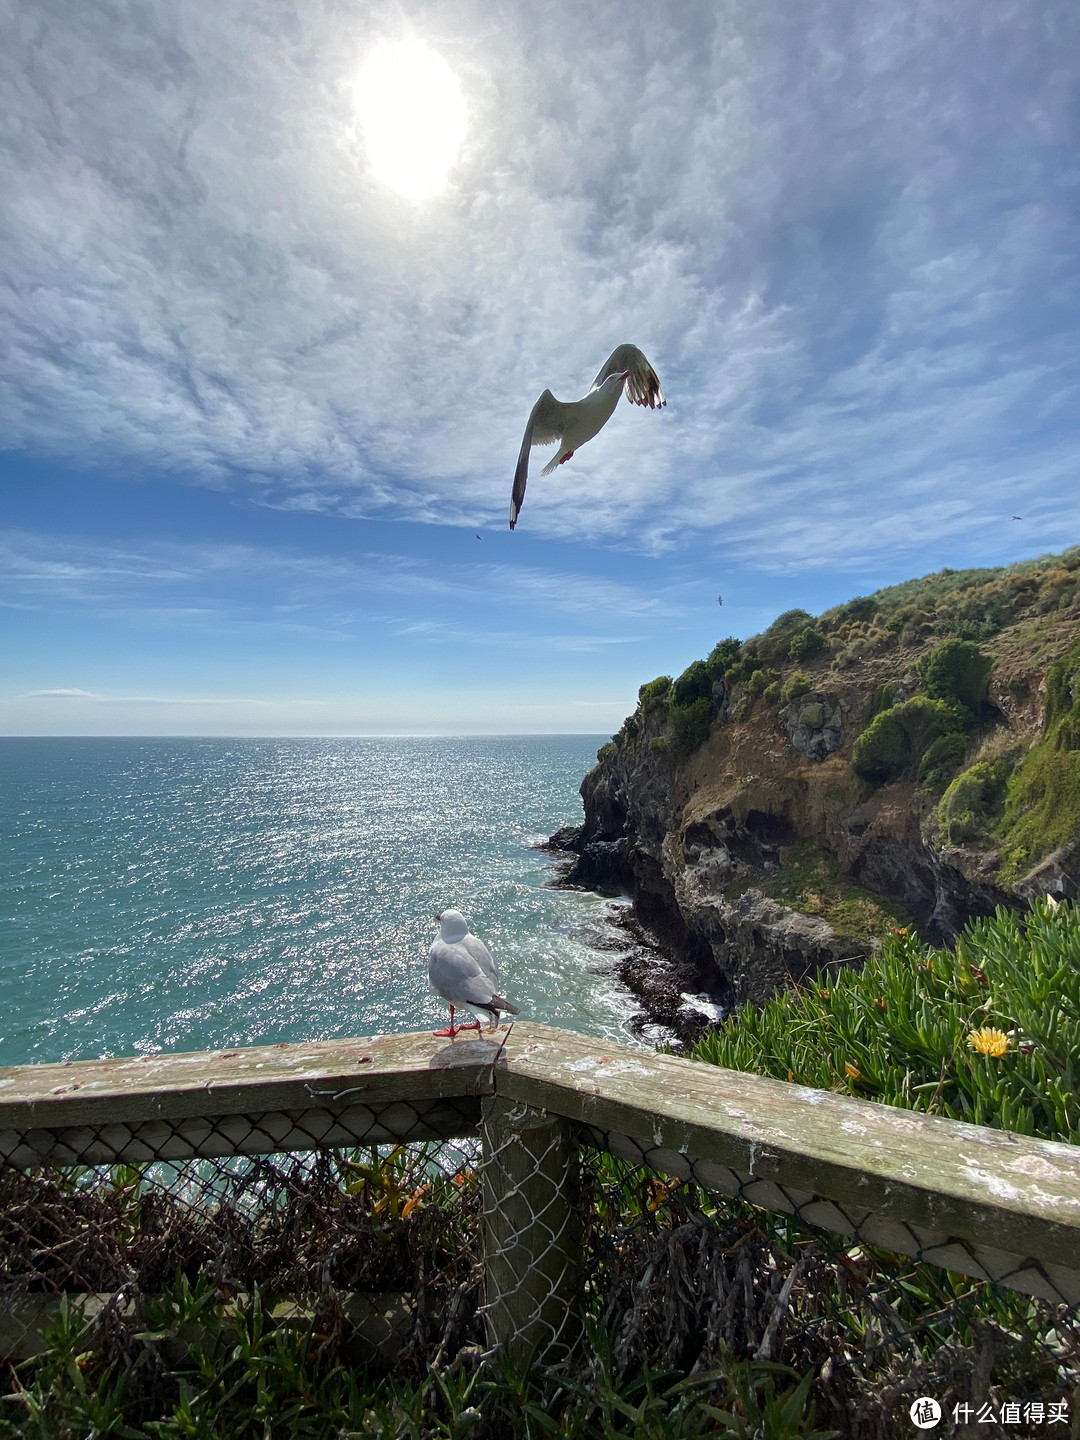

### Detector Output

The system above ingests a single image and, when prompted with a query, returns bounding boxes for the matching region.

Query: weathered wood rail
[1,1022,1078,1360]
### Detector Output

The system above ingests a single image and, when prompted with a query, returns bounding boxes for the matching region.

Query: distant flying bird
[717,594,723,606]
[510,343,665,530]
[1012,515,1022,521]
[475,534,482,540]
[428,909,521,1038]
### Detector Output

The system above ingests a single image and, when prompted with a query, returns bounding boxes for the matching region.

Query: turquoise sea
[0,736,639,1067]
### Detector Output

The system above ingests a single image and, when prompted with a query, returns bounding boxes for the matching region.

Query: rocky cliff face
[553,553,1080,1012]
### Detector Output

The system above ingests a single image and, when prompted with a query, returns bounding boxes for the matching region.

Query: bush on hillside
[781,671,812,705]
[750,609,816,663]
[917,731,969,788]
[637,675,672,708]
[916,639,994,717]
[669,697,713,760]
[998,637,1080,880]
[704,637,742,678]
[672,659,713,708]
[851,698,965,784]
[938,758,1012,844]
[788,626,827,662]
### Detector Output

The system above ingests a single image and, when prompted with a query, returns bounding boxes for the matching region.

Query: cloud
[0,527,682,644]
[23,688,97,699]
[1,1,1077,566]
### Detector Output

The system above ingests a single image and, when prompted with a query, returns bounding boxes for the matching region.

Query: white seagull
[510,343,665,530]
[427,909,521,1038]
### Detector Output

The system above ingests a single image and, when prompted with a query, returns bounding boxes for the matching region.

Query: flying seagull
[428,909,521,1038]
[510,343,665,529]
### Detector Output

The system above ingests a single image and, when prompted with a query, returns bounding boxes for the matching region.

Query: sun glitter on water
[355,40,467,200]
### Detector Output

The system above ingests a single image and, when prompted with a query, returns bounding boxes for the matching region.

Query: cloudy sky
[2,0,1078,735]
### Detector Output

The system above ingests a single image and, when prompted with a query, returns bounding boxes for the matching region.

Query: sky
[2,0,1079,735]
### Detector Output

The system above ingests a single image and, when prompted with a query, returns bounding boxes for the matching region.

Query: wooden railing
[1,1022,1078,1360]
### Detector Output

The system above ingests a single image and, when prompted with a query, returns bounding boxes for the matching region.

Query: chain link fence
[1,1023,1077,1436]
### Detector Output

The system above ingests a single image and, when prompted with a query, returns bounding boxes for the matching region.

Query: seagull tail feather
[539,452,564,477]
[491,994,521,1015]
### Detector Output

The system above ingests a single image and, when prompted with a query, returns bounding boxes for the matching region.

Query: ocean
[0,736,640,1067]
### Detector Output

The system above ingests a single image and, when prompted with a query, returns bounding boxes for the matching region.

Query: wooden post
[480,1094,581,1365]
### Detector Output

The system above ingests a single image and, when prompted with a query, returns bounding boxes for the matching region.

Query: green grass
[690,897,1080,1141]
[997,635,1080,881]
[740,840,911,942]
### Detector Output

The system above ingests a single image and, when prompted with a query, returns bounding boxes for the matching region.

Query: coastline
[542,828,729,1051]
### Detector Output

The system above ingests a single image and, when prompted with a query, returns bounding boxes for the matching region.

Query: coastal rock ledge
[550,555,1080,1016]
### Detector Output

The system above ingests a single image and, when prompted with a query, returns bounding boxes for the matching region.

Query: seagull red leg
[434,1005,460,1039]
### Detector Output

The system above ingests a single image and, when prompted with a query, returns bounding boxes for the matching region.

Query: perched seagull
[427,909,521,1038]
[510,343,665,530]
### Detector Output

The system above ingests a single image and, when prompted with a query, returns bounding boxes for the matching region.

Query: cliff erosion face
[555,559,1080,1009]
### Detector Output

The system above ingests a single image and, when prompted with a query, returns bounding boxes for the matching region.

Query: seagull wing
[463,932,498,985]
[428,939,497,1007]
[511,388,572,530]
[590,344,666,409]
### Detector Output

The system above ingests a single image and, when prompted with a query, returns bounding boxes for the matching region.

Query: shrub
[672,659,713,708]
[938,759,1012,843]
[669,697,713,760]
[916,639,994,717]
[746,668,768,696]
[781,671,812,705]
[998,638,1080,880]
[751,610,816,662]
[704,637,742,678]
[763,681,781,705]
[596,741,617,764]
[690,898,1080,1140]
[788,626,827,662]
[638,675,672,707]
[917,731,968,788]
[851,698,965,785]
[868,683,898,720]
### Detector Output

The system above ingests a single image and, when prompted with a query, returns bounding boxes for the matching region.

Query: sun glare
[355,40,466,200]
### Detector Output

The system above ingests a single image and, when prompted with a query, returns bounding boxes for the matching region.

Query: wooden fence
[1,1021,1078,1361]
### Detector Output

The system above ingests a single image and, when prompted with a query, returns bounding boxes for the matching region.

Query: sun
[355,40,467,200]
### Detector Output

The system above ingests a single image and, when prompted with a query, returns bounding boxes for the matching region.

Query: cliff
[553,547,1080,1015]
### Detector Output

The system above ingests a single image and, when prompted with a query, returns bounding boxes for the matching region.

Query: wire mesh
[479,1098,582,1363]
[577,1133,1080,1436]
[0,1102,485,1386]
[1,1050,1077,1436]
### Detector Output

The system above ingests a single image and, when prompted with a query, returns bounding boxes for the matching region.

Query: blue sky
[2,0,1079,735]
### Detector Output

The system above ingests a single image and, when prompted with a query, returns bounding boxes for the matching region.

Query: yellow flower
[845,1063,861,1079]
[968,1027,1009,1058]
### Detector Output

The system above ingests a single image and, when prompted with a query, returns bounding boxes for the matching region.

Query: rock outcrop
[552,553,1080,1012]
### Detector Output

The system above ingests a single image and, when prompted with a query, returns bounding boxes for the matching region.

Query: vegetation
[938,758,1012,845]
[997,634,1080,880]
[692,896,1080,1140]
[638,676,673,707]
[850,697,965,784]
[787,626,826,662]
[915,638,994,717]
[669,697,714,760]
[672,660,713,708]
[747,840,910,941]
[779,671,811,706]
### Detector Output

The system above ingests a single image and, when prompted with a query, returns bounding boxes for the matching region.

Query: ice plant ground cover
[691,897,1080,1143]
